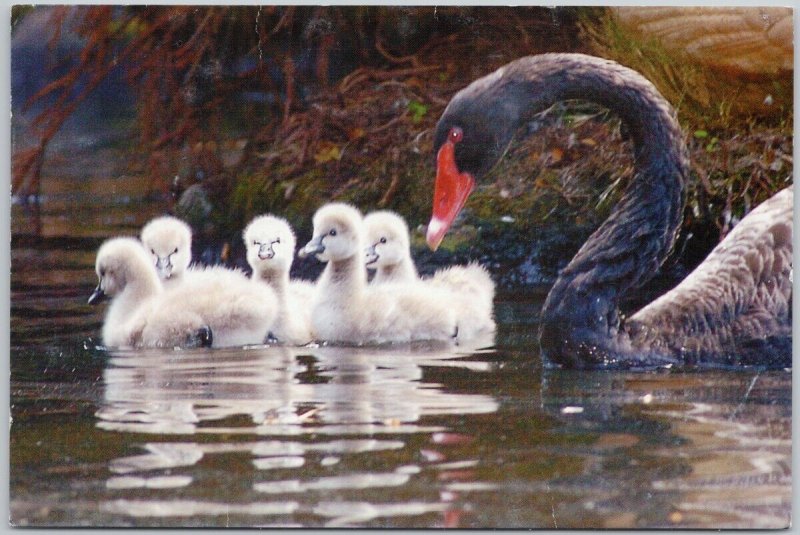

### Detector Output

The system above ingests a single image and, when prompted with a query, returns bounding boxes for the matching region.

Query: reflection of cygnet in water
[96,343,497,440]
[243,214,315,345]
[307,346,498,426]
[89,237,278,348]
[299,203,459,344]
[97,346,302,434]
[364,210,496,340]
[308,347,420,425]
[140,216,194,287]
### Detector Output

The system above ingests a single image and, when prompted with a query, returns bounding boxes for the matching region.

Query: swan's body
[299,203,459,345]
[610,7,792,117]
[627,187,792,363]
[89,237,278,349]
[243,214,315,345]
[140,216,193,287]
[611,7,792,76]
[364,210,496,339]
[428,53,792,369]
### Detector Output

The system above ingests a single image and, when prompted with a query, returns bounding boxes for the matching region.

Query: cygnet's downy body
[140,216,193,287]
[364,210,495,339]
[298,203,458,345]
[89,237,278,349]
[243,214,315,345]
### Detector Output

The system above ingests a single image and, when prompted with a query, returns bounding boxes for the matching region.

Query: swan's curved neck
[515,55,686,171]
[502,55,689,365]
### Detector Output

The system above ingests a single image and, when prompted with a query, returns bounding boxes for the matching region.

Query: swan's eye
[380,237,387,244]
[449,126,463,144]
[99,268,106,277]
[173,247,178,254]
[329,229,337,236]
[275,238,280,244]
[150,249,156,255]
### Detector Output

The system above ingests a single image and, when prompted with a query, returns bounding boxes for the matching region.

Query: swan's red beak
[426,140,475,251]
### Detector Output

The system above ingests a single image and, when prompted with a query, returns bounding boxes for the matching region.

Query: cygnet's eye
[173,247,178,254]
[329,228,337,237]
[150,249,156,255]
[99,268,106,277]
[275,238,280,244]
[380,237,387,244]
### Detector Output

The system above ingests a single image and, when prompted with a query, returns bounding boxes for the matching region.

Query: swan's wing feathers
[611,7,793,75]
[629,187,792,357]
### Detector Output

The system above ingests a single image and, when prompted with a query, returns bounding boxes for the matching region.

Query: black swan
[426,53,792,369]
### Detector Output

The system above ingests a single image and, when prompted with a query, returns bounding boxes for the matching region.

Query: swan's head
[363,210,411,270]
[243,214,297,275]
[427,66,523,251]
[89,237,156,304]
[140,216,192,281]
[299,203,363,262]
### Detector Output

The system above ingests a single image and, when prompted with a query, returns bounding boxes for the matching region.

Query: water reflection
[536,369,791,529]
[97,341,498,434]
[94,341,499,525]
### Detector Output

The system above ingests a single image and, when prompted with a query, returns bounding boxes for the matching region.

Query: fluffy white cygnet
[89,237,278,349]
[243,214,315,345]
[298,203,458,345]
[140,216,193,286]
[363,210,419,283]
[364,210,496,339]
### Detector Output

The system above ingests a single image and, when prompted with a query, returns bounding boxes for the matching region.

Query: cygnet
[298,203,458,345]
[243,214,315,345]
[364,210,495,338]
[89,237,278,349]
[140,216,193,286]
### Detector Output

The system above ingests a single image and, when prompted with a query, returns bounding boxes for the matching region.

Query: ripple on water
[253,471,411,494]
[106,475,193,489]
[313,501,451,527]
[100,499,300,518]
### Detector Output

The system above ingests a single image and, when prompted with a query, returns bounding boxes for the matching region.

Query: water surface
[9,173,791,528]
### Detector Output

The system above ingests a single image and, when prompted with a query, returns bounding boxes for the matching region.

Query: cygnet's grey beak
[365,245,379,266]
[298,236,325,259]
[258,243,275,260]
[88,283,107,305]
[155,256,173,279]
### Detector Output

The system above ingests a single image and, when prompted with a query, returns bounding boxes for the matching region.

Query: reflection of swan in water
[538,368,790,528]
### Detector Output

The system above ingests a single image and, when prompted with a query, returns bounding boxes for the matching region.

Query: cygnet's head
[299,203,363,262]
[89,237,155,304]
[363,210,411,269]
[140,216,192,281]
[243,214,297,275]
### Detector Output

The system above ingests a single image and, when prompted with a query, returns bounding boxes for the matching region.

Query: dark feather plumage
[435,53,792,369]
